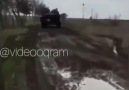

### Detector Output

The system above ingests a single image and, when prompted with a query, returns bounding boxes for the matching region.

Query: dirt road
[37,26,128,90]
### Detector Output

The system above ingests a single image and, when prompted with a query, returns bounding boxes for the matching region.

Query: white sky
[42,0,129,19]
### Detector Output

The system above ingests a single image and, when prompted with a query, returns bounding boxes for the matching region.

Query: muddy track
[42,27,79,37]
[38,26,128,90]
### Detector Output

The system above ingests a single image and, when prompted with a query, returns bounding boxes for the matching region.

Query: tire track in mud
[42,27,79,37]
[38,26,128,90]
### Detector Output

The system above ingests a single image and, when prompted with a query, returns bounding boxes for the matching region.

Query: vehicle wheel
[41,22,44,28]
[43,24,47,28]
[57,22,61,28]
[41,22,47,28]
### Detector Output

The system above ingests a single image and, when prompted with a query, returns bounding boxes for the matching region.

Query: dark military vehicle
[40,8,61,28]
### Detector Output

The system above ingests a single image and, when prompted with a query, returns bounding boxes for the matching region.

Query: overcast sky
[42,0,129,19]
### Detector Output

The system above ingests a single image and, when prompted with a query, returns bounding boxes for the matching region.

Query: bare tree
[0,0,7,29]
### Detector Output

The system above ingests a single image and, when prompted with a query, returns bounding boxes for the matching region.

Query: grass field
[0,27,28,90]
[64,18,129,47]
[0,28,27,40]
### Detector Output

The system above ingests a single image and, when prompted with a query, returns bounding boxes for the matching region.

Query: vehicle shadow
[41,26,79,37]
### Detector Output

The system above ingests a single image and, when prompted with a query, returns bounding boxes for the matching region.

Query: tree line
[0,0,67,29]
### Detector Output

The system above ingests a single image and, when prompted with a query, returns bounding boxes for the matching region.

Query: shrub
[108,15,121,26]
[60,13,68,21]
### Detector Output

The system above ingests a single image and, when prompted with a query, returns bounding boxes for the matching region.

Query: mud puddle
[57,69,125,90]
[70,77,124,90]
[40,59,126,90]
[38,31,128,90]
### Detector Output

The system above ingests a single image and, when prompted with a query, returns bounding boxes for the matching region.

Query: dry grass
[64,18,129,47]
[0,28,28,40]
